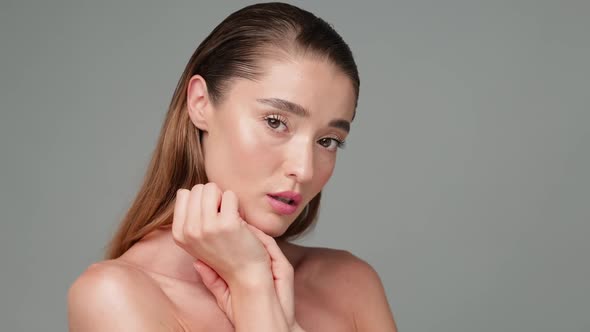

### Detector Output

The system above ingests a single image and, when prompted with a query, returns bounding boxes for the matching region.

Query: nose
[284,138,314,184]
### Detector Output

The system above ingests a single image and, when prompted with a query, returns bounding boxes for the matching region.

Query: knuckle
[201,221,215,234]
[171,226,180,241]
[201,221,230,236]
[221,215,240,229]
[223,190,237,201]
[175,189,187,202]
[218,221,236,234]
[184,222,201,239]
[172,234,184,247]
[171,227,185,245]
[204,182,221,194]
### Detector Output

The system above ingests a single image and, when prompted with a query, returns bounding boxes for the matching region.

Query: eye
[318,137,346,152]
[264,114,288,132]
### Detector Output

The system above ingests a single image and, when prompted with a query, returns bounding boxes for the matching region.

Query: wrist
[226,265,273,292]
[230,274,289,332]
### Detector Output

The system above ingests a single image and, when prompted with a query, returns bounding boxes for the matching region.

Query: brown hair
[105,2,360,259]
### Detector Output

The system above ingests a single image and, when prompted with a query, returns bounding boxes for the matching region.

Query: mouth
[266,191,302,216]
[267,191,302,206]
[268,195,296,205]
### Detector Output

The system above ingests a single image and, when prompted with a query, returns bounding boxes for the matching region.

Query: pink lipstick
[267,191,302,215]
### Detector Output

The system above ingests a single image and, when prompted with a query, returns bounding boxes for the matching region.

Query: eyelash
[262,114,346,150]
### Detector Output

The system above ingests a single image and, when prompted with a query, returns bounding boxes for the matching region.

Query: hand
[172,183,271,289]
[193,223,302,331]
[247,225,297,328]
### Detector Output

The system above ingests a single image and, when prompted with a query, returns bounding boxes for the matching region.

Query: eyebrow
[256,98,351,133]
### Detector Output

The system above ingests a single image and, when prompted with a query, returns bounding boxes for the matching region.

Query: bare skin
[68,57,397,331]
[68,226,397,331]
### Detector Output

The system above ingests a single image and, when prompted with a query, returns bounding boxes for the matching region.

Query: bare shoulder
[67,260,186,332]
[298,245,398,332]
[298,246,382,292]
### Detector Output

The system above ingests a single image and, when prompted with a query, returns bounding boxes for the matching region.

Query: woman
[68,2,397,331]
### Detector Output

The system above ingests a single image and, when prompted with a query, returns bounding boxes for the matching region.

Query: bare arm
[68,261,297,332]
[228,270,291,332]
[350,259,398,332]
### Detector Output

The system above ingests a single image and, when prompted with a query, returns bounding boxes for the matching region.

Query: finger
[193,260,230,307]
[219,190,239,218]
[201,183,222,225]
[185,184,204,236]
[172,189,190,243]
[247,224,293,276]
[245,225,296,321]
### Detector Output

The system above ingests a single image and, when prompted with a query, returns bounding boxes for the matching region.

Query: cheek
[231,123,272,173]
[204,118,276,189]
[312,155,336,191]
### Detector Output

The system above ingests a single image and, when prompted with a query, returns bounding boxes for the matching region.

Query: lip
[268,191,302,206]
[266,191,302,216]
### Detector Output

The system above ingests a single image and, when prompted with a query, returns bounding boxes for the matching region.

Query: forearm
[230,277,290,332]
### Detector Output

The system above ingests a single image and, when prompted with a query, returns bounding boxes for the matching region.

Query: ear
[187,75,212,132]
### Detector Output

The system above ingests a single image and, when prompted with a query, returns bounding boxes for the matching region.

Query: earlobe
[187,75,211,132]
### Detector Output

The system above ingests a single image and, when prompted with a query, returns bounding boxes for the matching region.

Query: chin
[252,221,287,237]
[245,212,291,237]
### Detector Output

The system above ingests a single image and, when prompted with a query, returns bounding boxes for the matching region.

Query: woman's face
[188,57,356,237]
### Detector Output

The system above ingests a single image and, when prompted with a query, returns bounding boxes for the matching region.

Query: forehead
[227,57,357,122]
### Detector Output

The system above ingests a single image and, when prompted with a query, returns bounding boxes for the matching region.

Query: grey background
[1,0,588,331]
